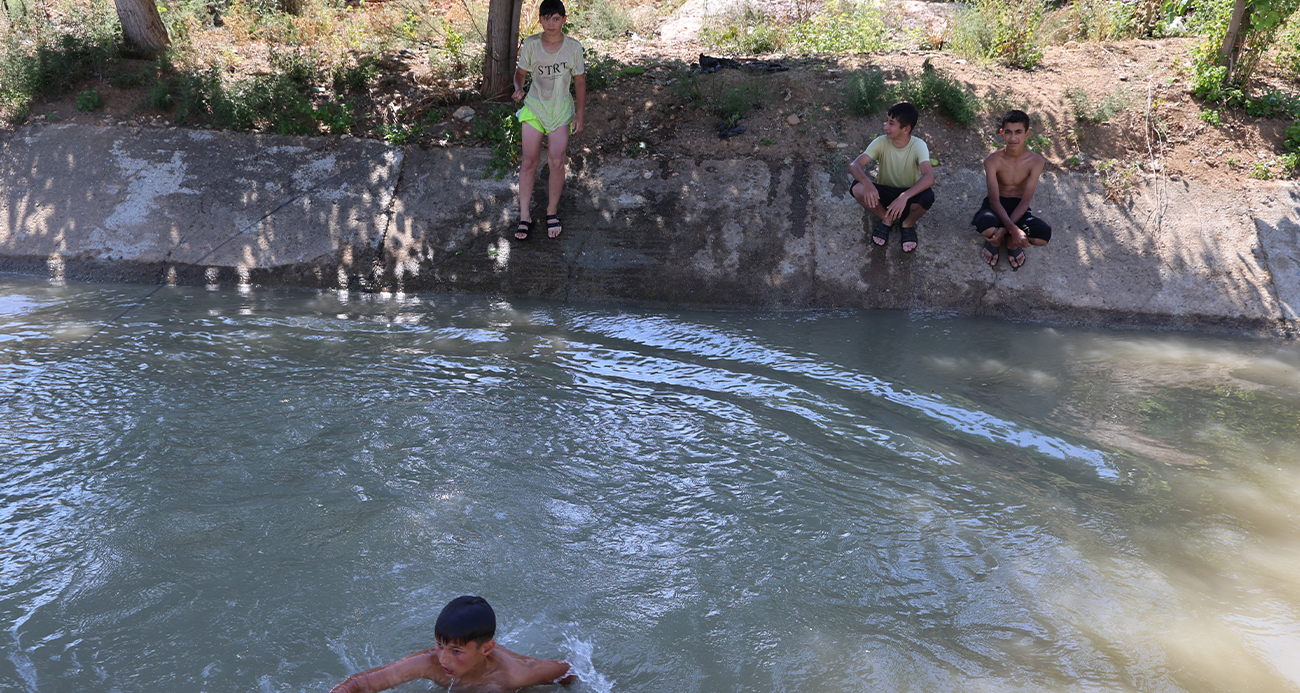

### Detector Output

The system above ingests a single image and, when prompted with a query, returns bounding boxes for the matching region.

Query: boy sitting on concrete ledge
[974,110,1051,269]
[847,102,936,253]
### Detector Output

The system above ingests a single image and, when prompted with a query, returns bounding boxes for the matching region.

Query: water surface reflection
[1,276,1298,692]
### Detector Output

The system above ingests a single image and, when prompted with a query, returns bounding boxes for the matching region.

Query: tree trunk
[1220,0,1249,79]
[280,0,302,16]
[113,0,170,55]
[481,0,523,100]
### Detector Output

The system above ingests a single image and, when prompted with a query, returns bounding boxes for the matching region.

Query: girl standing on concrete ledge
[512,0,586,241]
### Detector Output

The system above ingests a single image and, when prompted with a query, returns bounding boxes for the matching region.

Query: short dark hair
[434,596,496,645]
[1000,109,1031,130]
[539,0,565,16]
[887,102,919,133]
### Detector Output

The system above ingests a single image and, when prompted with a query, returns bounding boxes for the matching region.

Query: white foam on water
[563,635,614,693]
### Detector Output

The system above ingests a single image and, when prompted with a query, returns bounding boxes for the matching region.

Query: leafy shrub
[467,106,521,180]
[1286,121,1300,153]
[700,5,782,54]
[582,52,624,91]
[571,0,634,40]
[844,68,890,116]
[714,77,766,125]
[786,0,890,54]
[896,64,979,126]
[1066,87,1131,123]
[950,0,1044,69]
[75,89,103,112]
[1198,108,1222,125]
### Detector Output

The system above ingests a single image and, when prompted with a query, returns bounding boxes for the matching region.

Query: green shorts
[516,105,570,135]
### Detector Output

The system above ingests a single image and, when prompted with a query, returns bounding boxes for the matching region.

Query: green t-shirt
[864,135,930,189]
[518,34,585,133]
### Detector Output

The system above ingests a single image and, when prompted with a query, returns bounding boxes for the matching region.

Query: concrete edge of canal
[2,122,1297,337]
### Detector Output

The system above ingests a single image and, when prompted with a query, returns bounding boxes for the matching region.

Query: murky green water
[2,275,1299,693]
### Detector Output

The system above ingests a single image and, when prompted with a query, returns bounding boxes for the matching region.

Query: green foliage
[1026,134,1050,151]
[1286,120,1300,152]
[713,77,766,124]
[1190,0,1300,92]
[75,89,102,112]
[950,0,1044,69]
[896,64,979,126]
[467,106,521,180]
[700,6,782,54]
[582,52,624,91]
[570,0,634,40]
[317,99,354,134]
[1066,86,1132,124]
[786,0,890,54]
[332,58,376,95]
[378,121,421,144]
[429,24,482,80]
[1199,108,1222,125]
[844,68,890,117]
[1043,0,1137,42]
[111,66,153,89]
[668,60,703,104]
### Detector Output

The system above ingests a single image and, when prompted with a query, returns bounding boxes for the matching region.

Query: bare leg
[851,182,890,222]
[544,126,571,237]
[517,123,543,239]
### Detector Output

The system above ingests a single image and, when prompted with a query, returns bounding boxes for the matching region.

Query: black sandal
[900,226,918,253]
[513,219,533,241]
[871,221,890,247]
[982,240,1000,267]
[546,214,563,238]
[1008,246,1026,270]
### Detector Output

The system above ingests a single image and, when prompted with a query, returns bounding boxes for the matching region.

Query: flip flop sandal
[871,221,890,247]
[982,240,1000,267]
[900,226,919,253]
[513,219,533,241]
[546,214,563,238]
[1008,246,1026,270]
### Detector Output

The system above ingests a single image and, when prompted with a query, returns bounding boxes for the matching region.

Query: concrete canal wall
[1,123,1297,336]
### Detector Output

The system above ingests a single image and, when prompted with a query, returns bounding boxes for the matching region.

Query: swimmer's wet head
[433,595,498,680]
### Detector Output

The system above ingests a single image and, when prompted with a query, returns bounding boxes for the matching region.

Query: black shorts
[971,197,1052,242]
[850,179,935,211]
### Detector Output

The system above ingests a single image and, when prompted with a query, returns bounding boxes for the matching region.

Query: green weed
[467,106,521,180]
[571,0,634,40]
[844,68,890,117]
[950,0,1044,69]
[1250,161,1273,179]
[1285,121,1300,153]
[75,89,102,112]
[1198,108,1222,125]
[896,64,979,126]
[583,52,624,91]
[1066,87,1131,124]
[701,6,782,54]
[786,0,890,54]
[1026,134,1050,151]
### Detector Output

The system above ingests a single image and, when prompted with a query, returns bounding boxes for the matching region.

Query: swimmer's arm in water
[328,648,441,693]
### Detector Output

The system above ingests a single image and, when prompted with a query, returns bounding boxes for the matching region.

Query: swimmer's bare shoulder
[489,646,576,689]
[984,147,1044,199]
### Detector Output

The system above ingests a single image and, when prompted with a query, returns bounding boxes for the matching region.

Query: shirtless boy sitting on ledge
[329,596,575,692]
[974,110,1051,269]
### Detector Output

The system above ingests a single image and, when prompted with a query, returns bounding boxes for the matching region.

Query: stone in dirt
[453,106,476,122]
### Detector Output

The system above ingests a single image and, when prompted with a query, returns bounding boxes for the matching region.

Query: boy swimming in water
[973,110,1051,269]
[847,102,936,253]
[328,596,575,692]
[512,0,586,241]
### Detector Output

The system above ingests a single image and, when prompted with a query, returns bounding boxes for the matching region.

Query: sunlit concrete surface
[1,122,1297,336]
